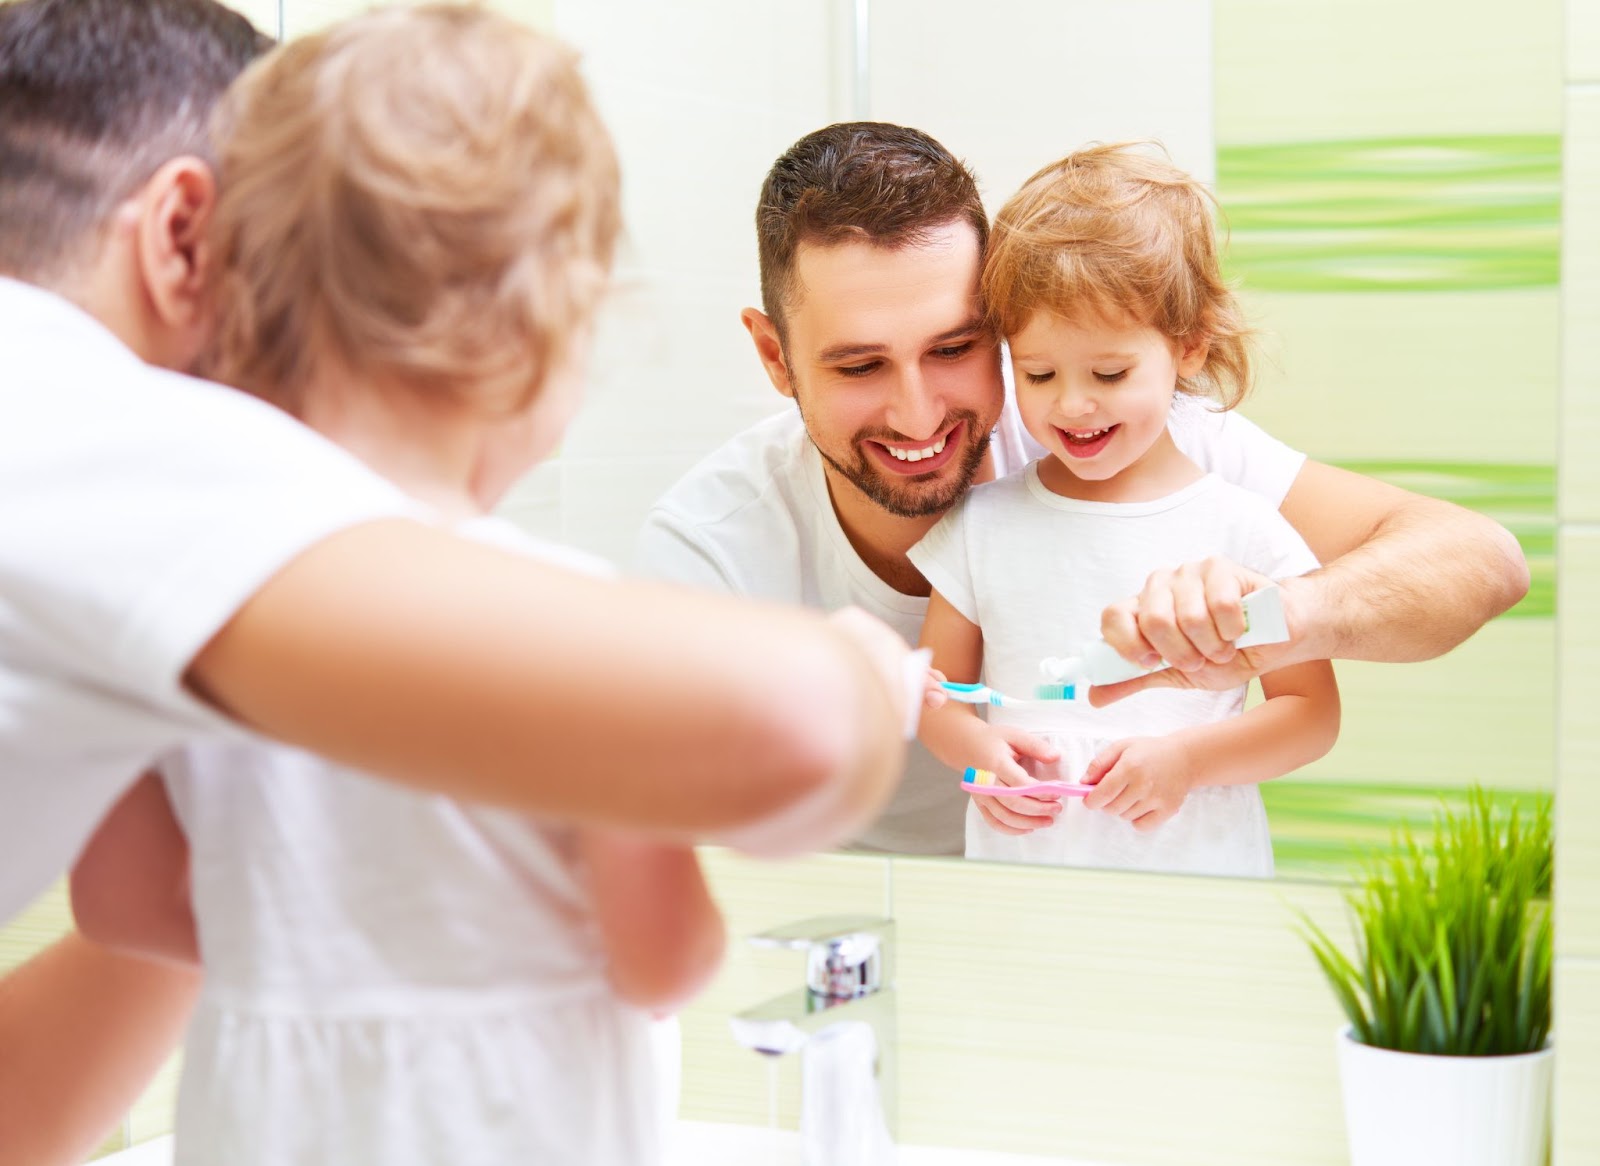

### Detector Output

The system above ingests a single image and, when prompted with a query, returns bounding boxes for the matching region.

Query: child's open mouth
[1056,424,1118,459]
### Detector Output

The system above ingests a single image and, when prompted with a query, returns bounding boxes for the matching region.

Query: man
[0,5,908,1159]
[637,122,1528,855]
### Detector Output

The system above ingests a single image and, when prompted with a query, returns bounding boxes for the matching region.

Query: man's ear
[740,307,794,399]
[134,156,218,335]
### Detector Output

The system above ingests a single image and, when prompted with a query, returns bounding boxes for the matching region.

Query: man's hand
[966,725,1063,836]
[1091,557,1304,706]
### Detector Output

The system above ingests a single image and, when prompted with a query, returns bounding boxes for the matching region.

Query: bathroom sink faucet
[729,915,897,1165]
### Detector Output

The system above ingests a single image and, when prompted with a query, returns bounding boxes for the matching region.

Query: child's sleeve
[906,502,981,624]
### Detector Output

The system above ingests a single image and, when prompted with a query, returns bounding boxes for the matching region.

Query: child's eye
[838,361,881,378]
[1023,370,1055,385]
[1094,370,1128,384]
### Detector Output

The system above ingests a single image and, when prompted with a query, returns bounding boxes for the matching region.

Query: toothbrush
[940,680,1078,707]
[960,766,1094,798]
[939,681,1023,708]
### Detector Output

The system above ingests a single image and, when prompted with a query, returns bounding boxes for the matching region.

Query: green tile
[890,857,1350,1165]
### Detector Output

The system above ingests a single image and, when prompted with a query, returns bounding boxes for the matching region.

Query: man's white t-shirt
[0,276,412,923]
[635,390,1306,855]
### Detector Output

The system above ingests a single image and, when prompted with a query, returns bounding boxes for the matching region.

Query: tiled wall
[1555,1,1600,1157]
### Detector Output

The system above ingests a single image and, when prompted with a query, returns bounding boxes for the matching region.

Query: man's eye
[933,343,973,360]
[1023,370,1055,385]
[1094,370,1128,384]
[838,362,880,378]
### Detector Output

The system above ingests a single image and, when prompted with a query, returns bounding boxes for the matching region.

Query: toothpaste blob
[1039,583,1290,690]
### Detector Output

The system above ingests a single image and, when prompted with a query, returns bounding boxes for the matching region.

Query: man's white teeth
[888,435,947,462]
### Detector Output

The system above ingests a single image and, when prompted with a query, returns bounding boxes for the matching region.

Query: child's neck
[1036,429,1202,503]
[297,366,490,524]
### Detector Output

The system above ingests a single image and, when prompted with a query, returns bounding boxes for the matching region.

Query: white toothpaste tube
[1039,583,1290,690]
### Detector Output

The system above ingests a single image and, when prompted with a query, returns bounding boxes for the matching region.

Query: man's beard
[805,406,992,520]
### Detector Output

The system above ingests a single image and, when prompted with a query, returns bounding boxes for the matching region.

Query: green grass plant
[1302,787,1552,1056]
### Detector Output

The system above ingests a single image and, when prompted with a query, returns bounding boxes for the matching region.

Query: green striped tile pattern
[1265,782,1552,882]
[1218,136,1561,292]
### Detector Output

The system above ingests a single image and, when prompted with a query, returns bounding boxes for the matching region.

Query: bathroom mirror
[503,0,1560,881]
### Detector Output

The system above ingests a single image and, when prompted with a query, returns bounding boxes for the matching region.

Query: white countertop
[98,1123,1112,1165]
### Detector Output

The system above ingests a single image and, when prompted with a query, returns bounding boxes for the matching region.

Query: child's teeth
[889,435,947,462]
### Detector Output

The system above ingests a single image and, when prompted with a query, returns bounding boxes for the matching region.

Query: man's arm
[1093,460,1529,701]
[188,521,907,859]
[1275,459,1528,662]
[0,934,199,1166]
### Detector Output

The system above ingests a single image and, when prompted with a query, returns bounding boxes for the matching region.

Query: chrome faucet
[729,915,897,1165]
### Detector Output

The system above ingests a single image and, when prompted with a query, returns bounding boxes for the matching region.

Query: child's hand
[968,725,1063,836]
[923,667,949,710]
[1080,736,1193,830]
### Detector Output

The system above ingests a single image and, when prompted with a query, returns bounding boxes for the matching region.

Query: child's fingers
[972,793,1055,834]
[1081,740,1128,787]
[1131,806,1170,832]
[1000,727,1061,765]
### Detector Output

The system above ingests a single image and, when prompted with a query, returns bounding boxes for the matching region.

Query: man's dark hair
[755,121,988,341]
[0,0,271,280]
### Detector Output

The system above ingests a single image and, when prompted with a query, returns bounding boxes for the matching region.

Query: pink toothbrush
[960,766,1094,798]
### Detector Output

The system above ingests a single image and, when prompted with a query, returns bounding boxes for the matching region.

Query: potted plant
[1302,787,1553,1166]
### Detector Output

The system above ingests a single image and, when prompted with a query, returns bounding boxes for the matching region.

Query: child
[70,7,722,1163]
[911,143,1341,875]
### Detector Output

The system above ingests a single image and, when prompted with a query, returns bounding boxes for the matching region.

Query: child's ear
[1176,337,1210,379]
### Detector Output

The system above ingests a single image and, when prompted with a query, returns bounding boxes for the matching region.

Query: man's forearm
[0,934,199,1166]
[1285,498,1528,664]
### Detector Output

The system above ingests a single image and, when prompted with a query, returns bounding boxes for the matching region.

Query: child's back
[75,7,708,1163]
[168,523,663,1166]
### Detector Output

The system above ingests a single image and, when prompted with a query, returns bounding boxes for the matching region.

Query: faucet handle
[749,915,894,1001]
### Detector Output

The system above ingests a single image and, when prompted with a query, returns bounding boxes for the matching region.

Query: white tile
[494,460,564,545]
[560,457,713,566]
[870,0,1213,205]
[1571,0,1600,83]
[565,275,790,463]
[1562,89,1600,524]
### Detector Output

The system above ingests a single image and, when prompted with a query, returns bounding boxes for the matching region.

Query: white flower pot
[1336,1026,1552,1166]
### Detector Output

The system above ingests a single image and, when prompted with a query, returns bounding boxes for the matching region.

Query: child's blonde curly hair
[205,3,620,417]
[982,142,1253,409]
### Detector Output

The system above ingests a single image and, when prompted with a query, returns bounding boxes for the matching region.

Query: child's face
[1008,311,1206,492]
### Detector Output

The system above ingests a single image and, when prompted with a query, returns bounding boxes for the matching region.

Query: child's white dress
[909,466,1320,877]
[164,519,660,1166]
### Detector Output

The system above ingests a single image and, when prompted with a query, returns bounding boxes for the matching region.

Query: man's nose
[884,366,945,441]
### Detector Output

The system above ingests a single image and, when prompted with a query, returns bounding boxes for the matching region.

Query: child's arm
[918,590,1061,837]
[0,933,199,1166]
[68,770,199,968]
[580,830,726,1014]
[1081,659,1340,829]
[188,525,907,858]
